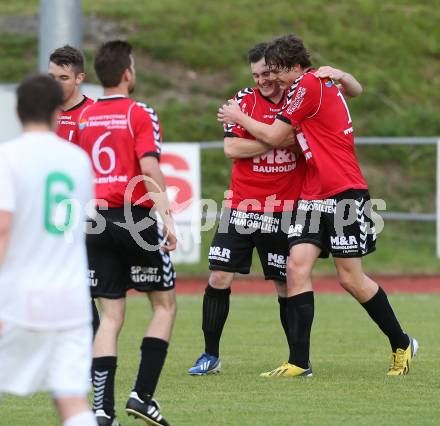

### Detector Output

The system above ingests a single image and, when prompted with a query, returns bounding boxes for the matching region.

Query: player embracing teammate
[189,41,364,376]
[219,34,417,377]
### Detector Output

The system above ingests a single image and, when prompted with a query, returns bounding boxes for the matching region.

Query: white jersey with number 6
[0,131,94,329]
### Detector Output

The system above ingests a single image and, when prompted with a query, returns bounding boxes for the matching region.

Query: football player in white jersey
[0,74,97,426]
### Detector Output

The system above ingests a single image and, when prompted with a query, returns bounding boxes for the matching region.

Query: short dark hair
[247,42,268,64]
[265,34,312,70]
[16,74,63,125]
[49,45,85,74]
[94,40,132,88]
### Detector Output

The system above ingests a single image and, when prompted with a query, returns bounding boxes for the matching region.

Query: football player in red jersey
[78,41,176,426]
[218,34,416,378]
[48,46,100,337]
[48,45,94,144]
[189,43,363,376]
[188,42,302,376]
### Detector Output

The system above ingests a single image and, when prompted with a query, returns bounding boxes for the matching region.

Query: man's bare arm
[0,211,12,265]
[224,137,272,159]
[139,156,177,252]
[314,66,363,98]
[224,131,299,159]
[218,102,292,147]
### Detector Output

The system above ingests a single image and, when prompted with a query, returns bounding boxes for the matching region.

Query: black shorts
[288,189,376,258]
[208,208,294,282]
[87,206,176,299]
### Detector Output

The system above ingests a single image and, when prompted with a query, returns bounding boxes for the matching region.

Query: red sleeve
[130,102,162,160]
[277,74,321,127]
[224,88,255,139]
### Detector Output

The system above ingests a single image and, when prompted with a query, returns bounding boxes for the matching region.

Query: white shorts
[0,323,92,397]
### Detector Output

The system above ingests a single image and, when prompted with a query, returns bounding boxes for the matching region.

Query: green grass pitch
[2,294,439,425]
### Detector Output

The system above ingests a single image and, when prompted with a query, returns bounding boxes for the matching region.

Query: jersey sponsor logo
[330,235,358,252]
[208,246,231,263]
[262,114,278,120]
[252,149,297,174]
[57,115,75,127]
[94,175,128,184]
[79,117,88,130]
[282,74,305,113]
[267,253,286,269]
[298,199,336,214]
[252,164,296,173]
[85,114,128,130]
[288,224,303,238]
[269,106,284,113]
[324,78,334,88]
[89,270,98,287]
[286,87,306,115]
[229,210,280,233]
[131,266,161,283]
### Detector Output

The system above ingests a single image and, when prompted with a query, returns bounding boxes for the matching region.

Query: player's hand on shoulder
[314,66,346,82]
[217,99,241,124]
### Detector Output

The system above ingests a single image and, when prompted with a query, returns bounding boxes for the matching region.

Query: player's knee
[153,295,177,319]
[209,271,233,289]
[287,257,310,286]
[100,309,125,331]
[166,297,177,320]
[337,270,361,295]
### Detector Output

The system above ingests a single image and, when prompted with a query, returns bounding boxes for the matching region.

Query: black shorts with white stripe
[288,189,376,258]
[87,206,176,299]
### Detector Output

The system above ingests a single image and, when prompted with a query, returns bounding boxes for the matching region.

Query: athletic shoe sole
[126,408,162,426]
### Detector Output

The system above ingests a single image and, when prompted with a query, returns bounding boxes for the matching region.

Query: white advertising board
[161,144,201,263]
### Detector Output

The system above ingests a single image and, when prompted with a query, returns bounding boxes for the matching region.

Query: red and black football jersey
[77,95,162,208]
[224,87,306,212]
[56,95,94,144]
[277,71,367,200]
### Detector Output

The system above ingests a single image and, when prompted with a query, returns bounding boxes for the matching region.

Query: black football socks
[287,291,315,369]
[202,284,231,357]
[361,286,409,351]
[278,296,289,344]
[92,356,117,417]
[133,337,168,401]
